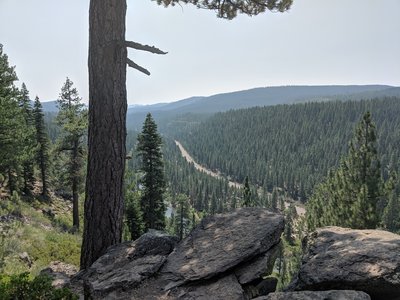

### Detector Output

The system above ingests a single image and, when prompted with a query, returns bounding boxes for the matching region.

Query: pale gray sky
[0,0,399,104]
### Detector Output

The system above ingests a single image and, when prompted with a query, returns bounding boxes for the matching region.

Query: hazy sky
[0,0,399,104]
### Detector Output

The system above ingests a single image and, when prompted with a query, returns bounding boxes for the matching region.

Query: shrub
[0,272,78,299]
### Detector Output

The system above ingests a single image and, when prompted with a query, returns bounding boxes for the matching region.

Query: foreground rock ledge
[289,226,400,300]
[73,208,284,299]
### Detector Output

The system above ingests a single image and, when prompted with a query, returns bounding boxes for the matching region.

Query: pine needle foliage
[136,113,166,231]
[307,112,384,230]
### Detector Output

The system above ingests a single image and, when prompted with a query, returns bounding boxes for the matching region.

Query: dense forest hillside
[178,97,400,199]
[125,85,400,132]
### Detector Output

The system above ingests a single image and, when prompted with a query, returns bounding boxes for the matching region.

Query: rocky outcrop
[74,208,284,299]
[44,216,400,300]
[289,227,400,300]
[162,208,284,286]
[259,290,371,300]
[79,231,179,298]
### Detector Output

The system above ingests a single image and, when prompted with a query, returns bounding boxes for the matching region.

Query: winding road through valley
[174,140,306,216]
[175,140,242,189]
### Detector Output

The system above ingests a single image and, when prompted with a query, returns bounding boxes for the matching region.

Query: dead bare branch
[125,41,167,55]
[127,58,151,76]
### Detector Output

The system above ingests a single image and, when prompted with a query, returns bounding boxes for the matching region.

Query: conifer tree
[175,194,190,240]
[347,112,382,228]
[136,113,166,231]
[125,188,144,240]
[18,83,36,195]
[33,96,50,198]
[307,112,383,230]
[242,176,252,207]
[56,78,88,229]
[284,203,297,245]
[124,167,144,241]
[382,172,400,232]
[271,187,279,212]
[0,44,25,194]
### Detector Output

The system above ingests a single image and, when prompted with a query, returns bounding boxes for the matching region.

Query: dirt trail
[175,140,241,188]
[175,140,306,216]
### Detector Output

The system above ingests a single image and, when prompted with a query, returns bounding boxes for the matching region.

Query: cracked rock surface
[289,226,400,300]
[161,208,284,285]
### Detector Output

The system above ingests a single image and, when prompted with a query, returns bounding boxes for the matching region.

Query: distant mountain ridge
[128,85,399,115]
[125,85,400,131]
[38,85,400,118]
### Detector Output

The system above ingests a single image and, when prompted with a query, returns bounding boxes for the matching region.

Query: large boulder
[80,231,178,298]
[161,208,284,287]
[259,290,371,300]
[290,227,400,300]
[79,208,284,299]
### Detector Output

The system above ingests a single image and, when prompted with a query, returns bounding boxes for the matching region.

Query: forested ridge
[178,97,400,200]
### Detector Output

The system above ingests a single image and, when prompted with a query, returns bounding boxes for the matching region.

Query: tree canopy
[156,0,293,19]
[306,112,384,230]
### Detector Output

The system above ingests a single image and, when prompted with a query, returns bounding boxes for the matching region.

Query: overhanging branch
[127,58,151,76]
[125,41,168,55]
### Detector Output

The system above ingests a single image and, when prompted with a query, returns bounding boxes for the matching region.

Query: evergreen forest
[177,98,400,201]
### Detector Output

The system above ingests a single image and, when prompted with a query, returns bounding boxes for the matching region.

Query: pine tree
[307,112,383,230]
[382,172,400,232]
[33,96,50,198]
[56,78,87,229]
[271,187,279,212]
[284,203,297,245]
[18,83,36,195]
[125,189,144,240]
[347,112,382,228]
[175,194,190,240]
[242,176,253,207]
[136,113,166,231]
[124,167,144,241]
[0,44,24,194]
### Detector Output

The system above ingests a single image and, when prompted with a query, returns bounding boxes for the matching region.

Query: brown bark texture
[80,0,127,270]
[72,139,79,230]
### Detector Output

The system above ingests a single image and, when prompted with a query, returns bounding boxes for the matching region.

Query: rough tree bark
[80,0,127,269]
[80,0,291,270]
[72,139,79,230]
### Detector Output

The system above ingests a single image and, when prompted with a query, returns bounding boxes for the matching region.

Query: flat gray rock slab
[162,208,284,284]
[291,227,400,300]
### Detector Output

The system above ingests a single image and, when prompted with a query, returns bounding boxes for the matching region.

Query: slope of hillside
[0,194,81,276]
[178,97,400,199]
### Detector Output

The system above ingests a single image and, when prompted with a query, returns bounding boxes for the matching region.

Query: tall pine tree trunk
[72,140,80,230]
[80,0,127,269]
